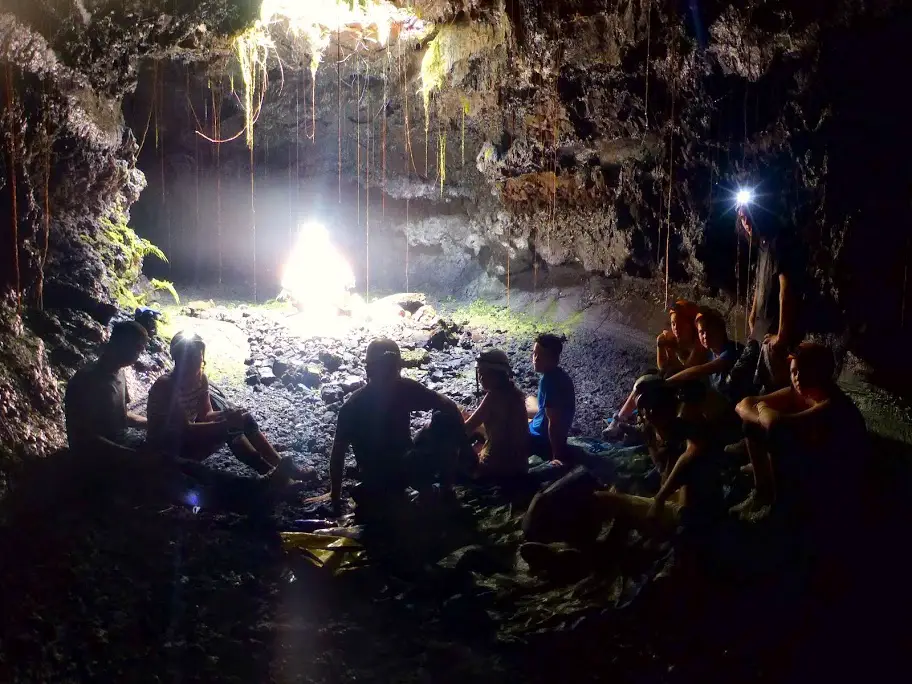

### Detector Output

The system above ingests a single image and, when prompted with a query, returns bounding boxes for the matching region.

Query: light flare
[281,222,355,323]
[736,189,754,206]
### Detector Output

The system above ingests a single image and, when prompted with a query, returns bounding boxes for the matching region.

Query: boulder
[259,367,279,386]
[318,350,344,371]
[245,371,260,386]
[373,292,427,314]
[401,349,430,368]
[320,385,344,404]
[272,358,292,378]
[341,375,365,394]
[296,366,322,389]
[426,326,458,351]
[413,304,439,326]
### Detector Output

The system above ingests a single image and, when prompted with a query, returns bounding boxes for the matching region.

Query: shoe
[739,463,754,475]
[729,489,759,515]
[724,439,748,457]
[602,414,631,440]
[729,490,772,520]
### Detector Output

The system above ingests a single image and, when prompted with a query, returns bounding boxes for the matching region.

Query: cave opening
[2,2,912,682]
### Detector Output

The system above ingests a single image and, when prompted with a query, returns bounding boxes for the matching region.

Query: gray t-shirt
[751,234,801,342]
[65,361,129,450]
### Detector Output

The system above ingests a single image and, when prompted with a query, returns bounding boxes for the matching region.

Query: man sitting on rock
[65,320,150,454]
[329,338,467,515]
[527,333,576,463]
[730,342,867,523]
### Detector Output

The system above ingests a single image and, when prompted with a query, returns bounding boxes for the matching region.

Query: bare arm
[737,387,797,425]
[776,273,794,345]
[465,394,491,434]
[666,356,732,384]
[526,395,539,419]
[148,379,231,443]
[655,440,702,504]
[545,407,570,461]
[126,412,147,429]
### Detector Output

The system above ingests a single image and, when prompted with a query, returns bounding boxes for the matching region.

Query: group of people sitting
[51,208,866,581]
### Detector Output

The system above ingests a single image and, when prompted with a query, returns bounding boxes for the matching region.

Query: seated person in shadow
[146,331,312,508]
[65,320,151,456]
[463,349,530,480]
[730,342,867,527]
[605,300,708,438]
[522,377,725,578]
[527,333,576,464]
[328,338,468,517]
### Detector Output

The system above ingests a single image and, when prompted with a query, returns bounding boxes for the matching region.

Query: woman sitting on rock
[147,331,312,484]
[464,349,530,479]
[604,299,708,439]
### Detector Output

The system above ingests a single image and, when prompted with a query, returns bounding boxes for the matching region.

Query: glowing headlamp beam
[736,189,754,207]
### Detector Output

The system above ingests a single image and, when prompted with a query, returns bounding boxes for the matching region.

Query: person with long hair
[147,331,311,483]
[464,349,529,479]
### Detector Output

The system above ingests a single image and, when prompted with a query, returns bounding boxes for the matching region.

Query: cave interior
[1,1,912,681]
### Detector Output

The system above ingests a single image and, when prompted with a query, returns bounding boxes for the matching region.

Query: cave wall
[122,0,912,382]
[0,1,259,482]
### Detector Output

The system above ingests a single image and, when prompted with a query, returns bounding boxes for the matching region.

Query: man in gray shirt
[65,321,150,453]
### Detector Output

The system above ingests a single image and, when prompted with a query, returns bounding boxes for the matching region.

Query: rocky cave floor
[1,290,910,682]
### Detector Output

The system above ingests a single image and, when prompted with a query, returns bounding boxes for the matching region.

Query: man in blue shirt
[528,333,576,461]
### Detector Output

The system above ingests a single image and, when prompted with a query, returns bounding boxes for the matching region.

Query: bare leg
[618,388,638,419]
[745,431,775,504]
[229,436,274,475]
[245,430,282,468]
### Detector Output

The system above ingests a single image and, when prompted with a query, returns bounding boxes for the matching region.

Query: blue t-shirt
[709,340,741,393]
[529,367,576,438]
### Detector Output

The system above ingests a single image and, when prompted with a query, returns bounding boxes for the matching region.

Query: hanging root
[4,64,21,313]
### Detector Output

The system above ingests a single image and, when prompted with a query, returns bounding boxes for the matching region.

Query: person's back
[480,383,529,476]
[529,366,576,438]
[337,378,418,481]
[65,361,129,450]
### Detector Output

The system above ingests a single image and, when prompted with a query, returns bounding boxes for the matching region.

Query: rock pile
[177,297,545,477]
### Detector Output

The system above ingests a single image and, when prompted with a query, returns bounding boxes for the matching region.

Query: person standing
[735,207,803,393]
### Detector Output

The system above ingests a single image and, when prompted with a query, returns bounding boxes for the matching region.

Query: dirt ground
[1,285,910,683]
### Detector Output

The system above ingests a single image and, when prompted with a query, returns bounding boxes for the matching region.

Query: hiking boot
[729,490,772,519]
[602,413,633,441]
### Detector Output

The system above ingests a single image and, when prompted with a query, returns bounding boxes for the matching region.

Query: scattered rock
[244,357,255,366]
[272,358,292,378]
[319,350,343,371]
[426,326,458,351]
[320,385,344,404]
[296,366,322,388]
[245,371,260,386]
[341,375,365,394]
[259,367,279,386]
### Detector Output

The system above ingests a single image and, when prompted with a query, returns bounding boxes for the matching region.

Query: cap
[668,299,700,322]
[788,342,835,382]
[365,338,401,366]
[476,348,513,375]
